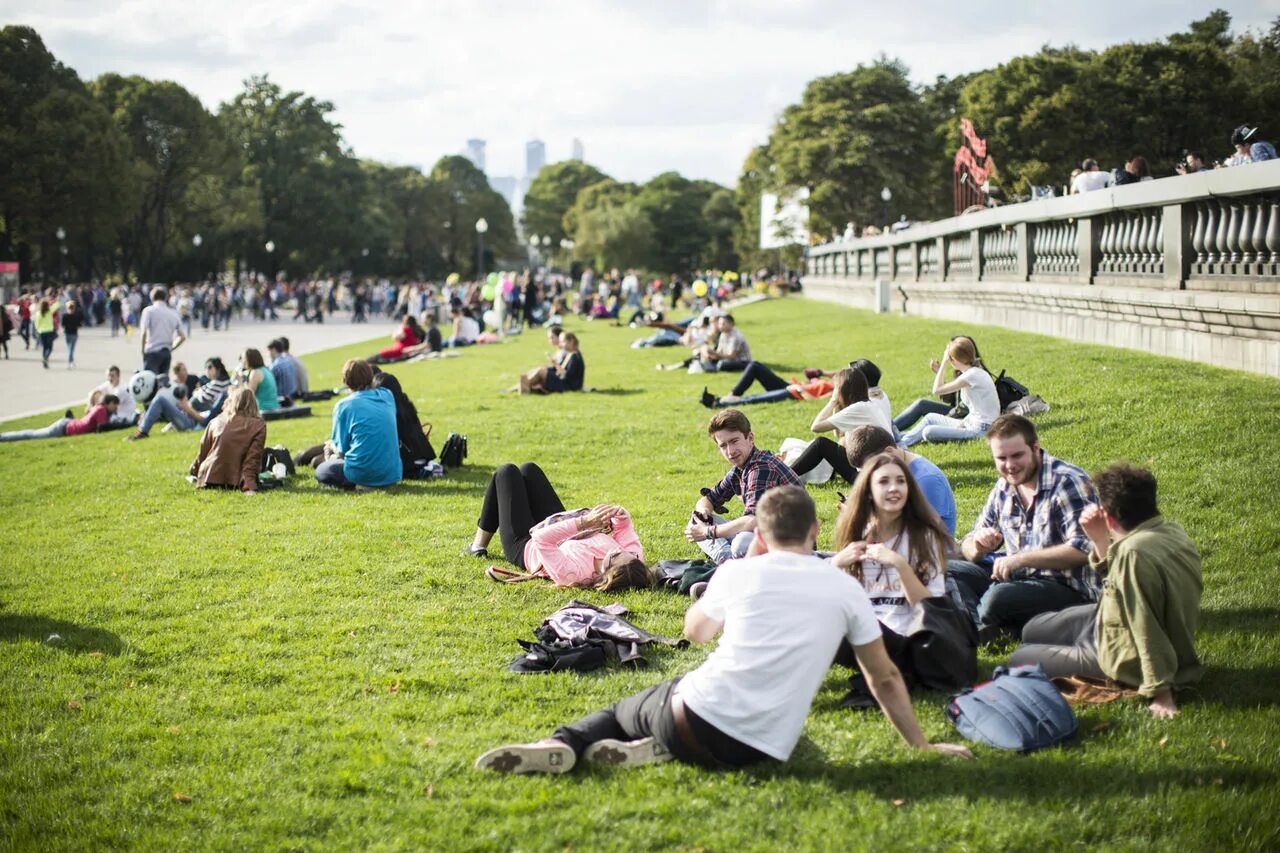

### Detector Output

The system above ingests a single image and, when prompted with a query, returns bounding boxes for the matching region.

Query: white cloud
[8,0,1276,185]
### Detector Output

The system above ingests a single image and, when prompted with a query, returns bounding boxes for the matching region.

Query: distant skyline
[7,1,1276,186]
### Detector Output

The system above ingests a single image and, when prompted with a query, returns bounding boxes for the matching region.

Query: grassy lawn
[2,296,1279,851]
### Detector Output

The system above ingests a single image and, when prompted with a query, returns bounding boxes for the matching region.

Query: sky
[6,0,1278,187]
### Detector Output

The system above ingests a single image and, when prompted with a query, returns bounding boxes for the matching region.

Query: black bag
[507,638,608,674]
[993,370,1030,411]
[260,445,296,476]
[440,432,467,468]
[902,597,979,691]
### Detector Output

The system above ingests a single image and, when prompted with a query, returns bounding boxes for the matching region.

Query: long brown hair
[594,553,653,592]
[832,367,869,410]
[834,454,952,585]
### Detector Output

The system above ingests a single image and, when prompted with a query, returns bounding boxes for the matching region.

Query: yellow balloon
[446,272,461,285]
[692,279,708,297]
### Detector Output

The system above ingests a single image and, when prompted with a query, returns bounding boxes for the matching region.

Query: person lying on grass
[0,395,119,442]
[704,358,890,420]
[475,486,972,774]
[465,461,651,591]
[684,409,803,564]
[189,387,266,494]
[785,367,894,484]
[1010,463,1202,719]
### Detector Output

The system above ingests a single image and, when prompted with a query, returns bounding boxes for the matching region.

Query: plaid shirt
[706,447,802,516]
[971,450,1100,599]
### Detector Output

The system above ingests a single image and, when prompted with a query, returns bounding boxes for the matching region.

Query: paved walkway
[0,313,389,422]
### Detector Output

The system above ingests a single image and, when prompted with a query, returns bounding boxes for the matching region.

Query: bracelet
[709,525,717,541]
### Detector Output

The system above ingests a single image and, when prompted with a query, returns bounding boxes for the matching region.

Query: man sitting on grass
[1010,463,1202,718]
[691,314,751,374]
[948,414,1096,641]
[475,486,972,774]
[684,409,803,563]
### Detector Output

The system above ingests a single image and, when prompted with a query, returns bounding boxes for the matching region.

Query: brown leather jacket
[190,415,267,492]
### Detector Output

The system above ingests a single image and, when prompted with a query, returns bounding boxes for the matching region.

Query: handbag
[902,597,978,690]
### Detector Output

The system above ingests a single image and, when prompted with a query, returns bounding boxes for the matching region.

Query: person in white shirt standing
[1070,159,1113,194]
[474,486,971,774]
[899,337,1000,447]
[139,286,186,375]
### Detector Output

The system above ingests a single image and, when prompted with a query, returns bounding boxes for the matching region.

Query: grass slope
[2,297,1279,851]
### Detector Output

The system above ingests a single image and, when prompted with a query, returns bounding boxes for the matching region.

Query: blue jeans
[0,417,70,442]
[65,333,78,363]
[316,458,353,489]
[893,397,950,432]
[899,413,989,447]
[698,358,748,374]
[692,512,754,564]
[139,394,200,435]
[634,329,680,347]
[444,337,473,349]
[947,559,1089,633]
[721,388,793,406]
[39,331,55,362]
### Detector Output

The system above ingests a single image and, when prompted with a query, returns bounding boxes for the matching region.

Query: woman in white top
[831,453,951,638]
[898,336,1000,447]
[788,367,894,483]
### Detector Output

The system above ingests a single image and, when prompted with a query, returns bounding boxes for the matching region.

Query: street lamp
[880,187,892,229]
[56,226,67,282]
[475,217,489,278]
[528,232,541,264]
[192,234,203,248]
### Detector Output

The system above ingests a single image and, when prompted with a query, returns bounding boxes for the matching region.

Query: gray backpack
[946,664,1077,752]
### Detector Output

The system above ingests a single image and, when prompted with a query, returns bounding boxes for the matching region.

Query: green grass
[2,296,1279,851]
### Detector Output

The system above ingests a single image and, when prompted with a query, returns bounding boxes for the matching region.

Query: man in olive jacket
[1010,463,1202,718]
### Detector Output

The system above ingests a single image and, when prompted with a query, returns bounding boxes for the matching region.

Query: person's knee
[518,461,544,480]
[730,531,754,558]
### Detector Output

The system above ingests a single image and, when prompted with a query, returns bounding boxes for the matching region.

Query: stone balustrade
[803,160,1280,376]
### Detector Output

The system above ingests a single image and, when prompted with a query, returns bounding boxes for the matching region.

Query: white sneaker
[585,737,672,767]
[474,741,576,774]
[687,362,705,374]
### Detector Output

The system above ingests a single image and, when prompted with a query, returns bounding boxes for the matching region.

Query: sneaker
[585,737,672,768]
[687,361,705,374]
[699,387,716,409]
[689,581,709,601]
[474,741,576,774]
[64,409,74,419]
[127,431,149,441]
[463,544,488,559]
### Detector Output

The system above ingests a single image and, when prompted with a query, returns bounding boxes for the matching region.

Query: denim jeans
[698,358,748,374]
[692,512,754,564]
[722,388,793,406]
[139,394,199,435]
[899,413,989,447]
[65,333,78,363]
[730,361,789,397]
[947,558,1089,633]
[0,417,70,442]
[444,337,473,349]
[634,329,680,347]
[316,458,353,489]
[39,331,56,362]
[893,397,950,432]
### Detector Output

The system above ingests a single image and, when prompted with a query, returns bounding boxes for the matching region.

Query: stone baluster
[1204,201,1220,266]
[1191,202,1206,271]
[1056,224,1067,272]
[1101,215,1115,272]
[1152,209,1164,274]
[1239,202,1255,265]
[1250,201,1266,272]
[1267,202,1280,268]
[1214,200,1230,271]
[1125,214,1140,273]
[1225,202,1242,266]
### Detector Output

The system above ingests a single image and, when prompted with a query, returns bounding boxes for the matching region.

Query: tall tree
[521,160,608,246]
[700,188,741,270]
[632,171,715,273]
[429,155,516,276]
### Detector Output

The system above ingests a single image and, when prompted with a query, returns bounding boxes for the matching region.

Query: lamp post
[192,233,203,281]
[264,239,275,282]
[56,226,67,282]
[528,232,540,265]
[541,234,551,268]
[559,238,575,270]
[475,217,488,279]
[880,186,892,230]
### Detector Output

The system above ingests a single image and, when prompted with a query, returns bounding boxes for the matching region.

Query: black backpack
[260,445,296,476]
[993,370,1030,411]
[440,432,467,469]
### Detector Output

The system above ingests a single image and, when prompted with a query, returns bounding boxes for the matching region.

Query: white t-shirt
[679,551,882,760]
[957,366,1000,426]
[95,381,137,422]
[827,399,893,436]
[1071,170,1112,193]
[140,303,183,353]
[455,316,480,341]
[869,387,892,426]
[853,533,946,636]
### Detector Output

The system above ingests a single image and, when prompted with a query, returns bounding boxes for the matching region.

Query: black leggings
[477,462,566,567]
[730,361,789,397]
[789,436,857,484]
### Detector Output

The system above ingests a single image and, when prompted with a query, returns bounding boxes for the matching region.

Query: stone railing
[803,160,1280,376]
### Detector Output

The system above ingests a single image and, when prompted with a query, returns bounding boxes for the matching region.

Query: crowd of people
[0,274,1206,780]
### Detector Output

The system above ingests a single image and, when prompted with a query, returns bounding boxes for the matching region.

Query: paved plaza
[0,313,386,422]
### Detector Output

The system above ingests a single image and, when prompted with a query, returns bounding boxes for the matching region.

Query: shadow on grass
[751,751,1275,801]
[1183,665,1280,709]
[585,388,645,396]
[1199,607,1280,636]
[0,613,123,655]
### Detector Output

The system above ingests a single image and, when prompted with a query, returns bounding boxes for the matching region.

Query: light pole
[193,233,203,281]
[541,234,551,268]
[559,238,575,271]
[880,186,892,230]
[264,239,275,282]
[528,232,540,265]
[475,217,488,279]
[56,226,67,282]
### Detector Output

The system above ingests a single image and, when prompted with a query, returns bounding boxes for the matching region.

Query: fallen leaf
[423,783,434,798]
[1213,777,1225,787]
[66,700,82,711]
[1091,721,1112,733]
[388,682,400,694]
[1212,738,1227,750]
[891,799,905,807]
[173,792,193,803]
[1157,735,1170,749]
[421,737,435,749]
[88,651,104,659]
[167,725,181,734]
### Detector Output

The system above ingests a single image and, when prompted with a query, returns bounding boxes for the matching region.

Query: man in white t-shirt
[90,364,138,425]
[139,286,186,375]
[1070,159,1112,194]
[475,487,971,774]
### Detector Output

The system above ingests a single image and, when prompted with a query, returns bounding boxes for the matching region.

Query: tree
[766,59,934,235]
[521,160,608,246]
[632,171,716,273]
[700,188,740,270]
[562,178,638,238]
[429,155,516,276]
[574,200,657,271]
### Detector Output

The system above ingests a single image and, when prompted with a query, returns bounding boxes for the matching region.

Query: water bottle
[272,462,287,479]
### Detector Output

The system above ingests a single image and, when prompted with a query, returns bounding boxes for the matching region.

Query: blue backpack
[946,664,1077,752]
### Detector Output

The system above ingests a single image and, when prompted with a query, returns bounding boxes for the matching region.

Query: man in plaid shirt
[685,409,802,564]
[949,414,1098,639]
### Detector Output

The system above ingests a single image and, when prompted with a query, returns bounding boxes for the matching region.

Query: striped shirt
[192,377,231,408]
